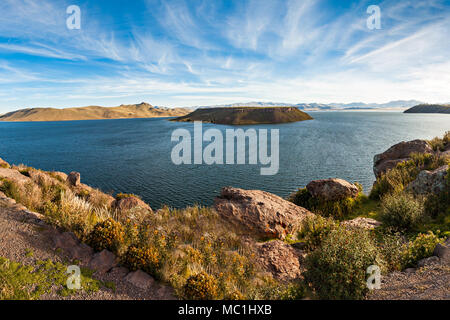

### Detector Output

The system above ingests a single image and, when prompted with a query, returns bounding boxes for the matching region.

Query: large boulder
[27,169,60,188]
[89,249,118,274]
[433,238,450,266]
[51,171,68,182]
[124,270,156,290]
[306,178,359,201]
[373,140,433,177]
[67,171,81,186]
[407,165,448,195]
[255,240,303,281]
[0,167,31,184]
[214,187,313,240]
[417,256,440,268]
[112,196,152,213]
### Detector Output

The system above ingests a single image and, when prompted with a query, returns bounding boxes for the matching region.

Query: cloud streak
[0,0,450,112]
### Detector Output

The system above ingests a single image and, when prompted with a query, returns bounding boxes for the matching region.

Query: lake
[0,112,448,209]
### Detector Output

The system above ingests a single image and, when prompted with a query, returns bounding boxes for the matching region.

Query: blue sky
[1,0,450,113]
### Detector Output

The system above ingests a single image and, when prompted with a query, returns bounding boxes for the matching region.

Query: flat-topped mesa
[171,106,313,125]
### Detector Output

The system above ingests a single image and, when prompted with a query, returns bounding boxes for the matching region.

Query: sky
[0,0,450,113]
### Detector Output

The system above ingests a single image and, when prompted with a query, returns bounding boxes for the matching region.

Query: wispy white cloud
[1,0,450,112]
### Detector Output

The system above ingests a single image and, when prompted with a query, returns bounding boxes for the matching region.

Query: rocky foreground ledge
[0,132,449,300]
[0,191,174,300]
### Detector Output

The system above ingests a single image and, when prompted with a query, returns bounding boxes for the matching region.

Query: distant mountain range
[193,100,424,111]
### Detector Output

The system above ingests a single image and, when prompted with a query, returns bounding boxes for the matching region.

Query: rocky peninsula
[404,104,450,114]
[171,107,313,125]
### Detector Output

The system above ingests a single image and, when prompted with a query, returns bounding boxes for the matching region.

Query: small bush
[370,152,449,200]
[304,228,381,300]
[115,193,140,200]
[289,187,364,219]
[428,131,450,151]
[424,166,450,218]
[380,192,425,230]
[0,162,9,169]
[226,290,245,300]
[87,218,125,254]
[0,178,19,199]
[375,230,406,272]
[297,215,338,251]
[122,245,160,276]
[183,272,218,300]
[19,169,31,177]
[0,179,42,211]
[402,231,443,268]
[77,189,90,200]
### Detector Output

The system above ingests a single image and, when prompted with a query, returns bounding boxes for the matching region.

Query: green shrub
[370,152,449,200]
[87,218,125,254]
[183,272,218,300]
[402,231,443,268]
[77,189,90,200]
[304,228,381,300]
[428,131,449,151]
[375,230,406,272]
[226,290,245,300]
[0,179,19,199]
[115,193,140,200]
[277,282,306,300]
[289,187,364,219]
[424,166,450,218]
[0,162,9,169]
[297,215,339,251]
[380,192,425,230]
[122,245,161,276]
[370,161,419,200]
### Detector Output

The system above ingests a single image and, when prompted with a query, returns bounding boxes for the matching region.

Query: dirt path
[367,264,450,300]
[0,193,175,300]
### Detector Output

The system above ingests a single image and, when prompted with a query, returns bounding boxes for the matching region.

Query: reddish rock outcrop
[255,240,304,281]
[306,178,359,201]
[67,171,81,186]
[0,167,31,184]
[373,140,433,177]
[125,270,156,290]
[214,187,313,240]
[89,249,119,274]
[51,171,68,182]
[112,196,152,213]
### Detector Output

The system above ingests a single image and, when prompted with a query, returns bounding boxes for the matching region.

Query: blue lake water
[0,112,448,209]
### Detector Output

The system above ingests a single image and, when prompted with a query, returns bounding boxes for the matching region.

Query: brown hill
[172,107,313,125]
[0,102,190,122]
[404,104,450,114]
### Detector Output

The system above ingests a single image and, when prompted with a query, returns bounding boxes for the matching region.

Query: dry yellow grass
[0,102,190,122]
